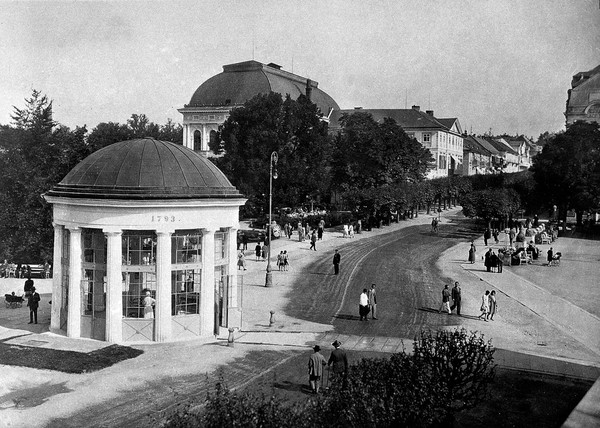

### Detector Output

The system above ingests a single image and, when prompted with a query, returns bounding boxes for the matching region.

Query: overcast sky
[1,0,599,138]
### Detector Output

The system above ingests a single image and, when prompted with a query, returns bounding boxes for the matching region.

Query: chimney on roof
[412,105,420,111]
[306,79,312,102]
[426,110,434,116]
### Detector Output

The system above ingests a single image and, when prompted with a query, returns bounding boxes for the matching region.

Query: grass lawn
[0,336,143,373]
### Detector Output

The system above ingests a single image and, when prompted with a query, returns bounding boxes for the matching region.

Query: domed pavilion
[178,60,340,155]
[44,138,246,343]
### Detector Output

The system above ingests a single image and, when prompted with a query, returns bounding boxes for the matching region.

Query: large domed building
[44,138,246,343]
[178,60,340,155]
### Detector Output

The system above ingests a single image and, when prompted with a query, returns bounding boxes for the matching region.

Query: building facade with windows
[179,60,340,156]
[330,106,464,179]
[565,64,600,126]
[44,138,246,343]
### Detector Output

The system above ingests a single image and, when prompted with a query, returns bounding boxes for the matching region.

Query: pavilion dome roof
[187,60,340,115]
[47,138,242,200]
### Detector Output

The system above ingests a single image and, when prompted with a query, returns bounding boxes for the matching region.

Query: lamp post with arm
[265,151,278,287]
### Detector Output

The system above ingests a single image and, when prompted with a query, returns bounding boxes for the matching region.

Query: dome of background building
[47,138,242,200]
[187,60,340,115]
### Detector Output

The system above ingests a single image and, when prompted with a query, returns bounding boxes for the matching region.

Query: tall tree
[212,92,333,213]
[531,121,600,222]
[0,90,88,261]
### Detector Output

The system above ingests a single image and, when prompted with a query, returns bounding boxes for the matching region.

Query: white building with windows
[330,106,464,179]
[179,60,340,156]
[44,138,246,343]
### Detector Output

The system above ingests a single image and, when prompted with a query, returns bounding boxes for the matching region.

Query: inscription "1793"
[152,215,176,223]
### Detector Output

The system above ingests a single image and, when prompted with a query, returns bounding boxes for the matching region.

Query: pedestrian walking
[478,290,490,321]
[493,229,499,244]
[242,234,248,251]
[308,345,327,394]
[497,255,503,273]
[468,241,476,263]
[484,228,491,246]
[333,249,341,275]
[359,288,370,321]
[348,223,354,238]
[490,250,499,273]
[342,223,349,238]
[368,283,377,319]
[255,243,262,262]
[450,281,462,315]
[284,223,290,240]
[261,244,268,261]
[277,251,284,271]
[27,286,41,324]
[283,250,289,271]
[438,284,451,314]
[488,290,497,320]
[310,231,317,251]
[318,219,325,240]
[328,340,348,387]
[547,247,554,266]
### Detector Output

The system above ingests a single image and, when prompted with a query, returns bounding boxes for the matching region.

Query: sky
[1,0,599,139]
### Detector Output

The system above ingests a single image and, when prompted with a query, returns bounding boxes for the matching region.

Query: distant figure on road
[468,241,476,263]
[438,284,451,314]
[318,219,325,240]
[368,284,377,320]
[237,251,247,270]
[359,289,370,321]
[478,290,490,321]
[450,282,462,315]
[328,340,348,386]
[484,248,492,272]
[509,227,516,247]
[255,243,262,262]
[283,250,289,271]
[348,223,355,238]
[487,290,497,321]
[27,286,40,324]
[308,345,327,394]
[333,250,341,275]
[484,228,492,246]
[310,231,317,251]
[547,247,554,265]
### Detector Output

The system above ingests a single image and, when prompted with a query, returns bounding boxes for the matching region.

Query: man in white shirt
[359,288,369,321]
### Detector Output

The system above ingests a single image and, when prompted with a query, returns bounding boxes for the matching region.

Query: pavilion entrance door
[80,229,107,341]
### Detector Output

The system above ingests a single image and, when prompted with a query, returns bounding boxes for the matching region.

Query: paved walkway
[1,208,599,427]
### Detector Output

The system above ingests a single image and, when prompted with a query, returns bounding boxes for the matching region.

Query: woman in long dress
[487,290,497,320]
[478,290,490,322]
[468,241,476,263]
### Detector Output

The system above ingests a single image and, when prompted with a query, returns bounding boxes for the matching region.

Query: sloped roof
[483,137,518,155]
[187,60,340,115]
[47,138,242,200]
[463,136,491,155]
[329,108,451,131]
[473,137,501,155]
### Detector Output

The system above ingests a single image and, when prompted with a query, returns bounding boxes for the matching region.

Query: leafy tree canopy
[531,121,600,220]
[211,92,333,213]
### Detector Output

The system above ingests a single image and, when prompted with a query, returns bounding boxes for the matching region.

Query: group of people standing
[358,284,377,321]
[484,248,503,273]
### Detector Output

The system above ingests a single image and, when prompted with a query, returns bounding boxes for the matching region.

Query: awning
[450,154,461,165]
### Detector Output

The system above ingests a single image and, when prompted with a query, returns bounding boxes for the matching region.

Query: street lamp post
[265,151,278,287]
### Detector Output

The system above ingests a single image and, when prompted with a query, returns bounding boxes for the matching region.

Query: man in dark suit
[27,286,41,324]
[328,340,348,387]
[450,281,462,315]
[332,250,341,275]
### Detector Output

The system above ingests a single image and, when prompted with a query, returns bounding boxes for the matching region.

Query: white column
[67,227,82,338]
[227,227,241,328]
[155,230,173,342]
[104,230,123,343]
[50,224,63,332]
[202,124,208,152]
[201,229,215,336]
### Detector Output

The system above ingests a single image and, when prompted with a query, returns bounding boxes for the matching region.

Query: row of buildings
[178,59,541,179]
